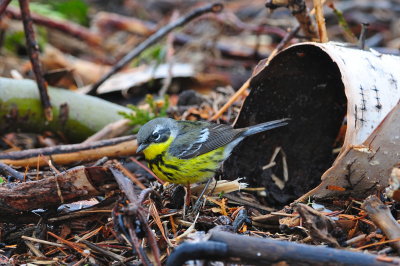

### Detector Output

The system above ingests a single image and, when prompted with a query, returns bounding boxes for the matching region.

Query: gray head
[136,118,178,153]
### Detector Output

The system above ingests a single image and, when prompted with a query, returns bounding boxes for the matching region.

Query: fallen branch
[0,135,137,167]
[111,168,161,266]
[362,195,400,253]
[0,78,131,142]
[0,166,116,213]
[167,230,400,265]
[0,162,24,181]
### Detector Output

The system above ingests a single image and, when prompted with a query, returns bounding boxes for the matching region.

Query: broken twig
[312,0,328,42]
[362,195,400,253]
[0,162,24,181]
[0,135,137,167]
[167,230,399,265]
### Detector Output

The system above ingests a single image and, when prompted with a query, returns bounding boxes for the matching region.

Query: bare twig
[21,235,64,248]
[312,0,328,42]
[88,2,223,95]
[362,195,400,253]
[0,162,24,181]
[209,79,250,121]
[18,0,52,121]
[359,23,369,50]
[5,5,101,46]
[110,167,161,265]
[78,239,125,262]
[112,161,146,190]
[24,240,45,257]
[266,0,318,40]
[0,135,137,167]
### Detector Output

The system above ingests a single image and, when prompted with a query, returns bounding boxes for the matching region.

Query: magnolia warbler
[137,117,288,185]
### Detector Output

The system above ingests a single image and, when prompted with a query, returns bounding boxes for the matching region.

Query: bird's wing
[169,121,243,159]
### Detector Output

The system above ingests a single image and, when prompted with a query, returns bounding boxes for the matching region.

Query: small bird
[136,117,288,185]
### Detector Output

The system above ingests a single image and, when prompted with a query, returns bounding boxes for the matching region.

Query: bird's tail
[242,118,289,137]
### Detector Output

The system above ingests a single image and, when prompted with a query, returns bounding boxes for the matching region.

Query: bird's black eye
[152,131,161,141]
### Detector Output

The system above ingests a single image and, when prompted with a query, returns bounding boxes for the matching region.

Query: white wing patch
[177,128,209,158]
[197,128,210,142]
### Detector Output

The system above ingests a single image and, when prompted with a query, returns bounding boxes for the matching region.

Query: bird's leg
[185,183,191,207]
[192,177,214,214]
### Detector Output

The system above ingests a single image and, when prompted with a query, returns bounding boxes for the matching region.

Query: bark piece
[294,203,340,247]
[307,96,400,199]
[0,166,115,214]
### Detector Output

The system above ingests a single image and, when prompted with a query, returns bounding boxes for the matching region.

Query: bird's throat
[143,136,174,160]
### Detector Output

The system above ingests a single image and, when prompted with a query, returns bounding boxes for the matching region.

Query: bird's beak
[136,143,149,153]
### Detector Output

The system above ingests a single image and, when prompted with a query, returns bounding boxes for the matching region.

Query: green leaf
[119,94,169,133]
[52,0,89,26]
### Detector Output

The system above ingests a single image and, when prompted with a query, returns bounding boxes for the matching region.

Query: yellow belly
[143,137,225,184]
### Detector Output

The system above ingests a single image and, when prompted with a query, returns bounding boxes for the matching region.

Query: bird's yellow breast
[143,136,226,184]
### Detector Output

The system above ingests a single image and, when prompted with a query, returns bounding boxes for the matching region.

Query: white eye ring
[152,131,161,141]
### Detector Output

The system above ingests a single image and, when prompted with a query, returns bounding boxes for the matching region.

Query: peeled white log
[311,42,400,148]
[293,42,400,199]
[229,41,400,202]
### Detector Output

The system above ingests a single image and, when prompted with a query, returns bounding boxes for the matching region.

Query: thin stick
[0,162,24,181]
[47,231,86,255]
[313,0,328,42]
[266,0,318,40]
[78,239,125,262]
[210,79,250,121]
[88,3,223,95]
[129,157,164,184]
[362,195,400,252]
[359,23,369,50]
[357,237,400,250]
[114,161,146,190]
[21,235,64,248]
[18,0,52,121]
[5,5,101,46]
[24,240,45,257]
